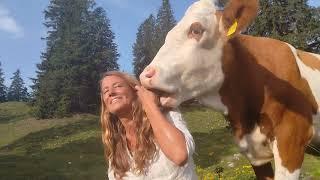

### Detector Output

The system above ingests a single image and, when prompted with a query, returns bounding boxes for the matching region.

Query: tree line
[132,0,320,78]
[132,0,176,77]
[30,0,119,118]
[247,0,320,52]
[0,0,319,119]
[29,0,177,119]
[0,63,29,103]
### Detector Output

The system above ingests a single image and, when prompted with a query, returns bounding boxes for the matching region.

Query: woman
[100,71,197,180]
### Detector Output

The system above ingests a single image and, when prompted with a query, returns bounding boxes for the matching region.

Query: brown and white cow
[139,0,320,179]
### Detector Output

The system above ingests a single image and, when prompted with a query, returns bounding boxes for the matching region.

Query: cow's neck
[197,35,258,117]
[198,89,229,115]
[198,35,258,110]
[220,34,262,133]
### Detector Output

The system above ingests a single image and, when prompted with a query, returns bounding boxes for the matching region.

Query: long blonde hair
[100,71,156,179]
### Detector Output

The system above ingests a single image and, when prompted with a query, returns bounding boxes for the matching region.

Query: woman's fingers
[135,85,160,107]
[134,85,141,91]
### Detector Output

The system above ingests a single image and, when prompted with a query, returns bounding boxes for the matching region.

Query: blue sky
[0,0,319,88]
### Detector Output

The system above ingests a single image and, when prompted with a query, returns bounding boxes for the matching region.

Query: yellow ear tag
[227,20,238,37]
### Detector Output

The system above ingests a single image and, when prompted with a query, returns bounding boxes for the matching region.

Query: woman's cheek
[104,97,108,105]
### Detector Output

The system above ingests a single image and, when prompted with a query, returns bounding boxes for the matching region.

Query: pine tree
[132,0,176,77]
[32,0,119,118]
[155,0,176,51]
[307,6,320,53]
[246,0,320,53]
[7,69,28,102]
[133,15,157,77]
[0,62,7,102]
[67,6,119,114]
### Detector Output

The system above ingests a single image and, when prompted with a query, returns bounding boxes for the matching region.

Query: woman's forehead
[102,75,127,86]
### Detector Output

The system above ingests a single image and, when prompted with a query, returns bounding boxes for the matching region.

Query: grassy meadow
[0,102,319,179]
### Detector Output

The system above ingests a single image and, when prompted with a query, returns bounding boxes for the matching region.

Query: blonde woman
[100,71,197,180]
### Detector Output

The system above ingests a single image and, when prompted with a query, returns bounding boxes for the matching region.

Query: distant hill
[0,102,32,122]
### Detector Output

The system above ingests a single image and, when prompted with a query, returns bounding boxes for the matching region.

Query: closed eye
[113,83,123,88]
[103,89,109,94]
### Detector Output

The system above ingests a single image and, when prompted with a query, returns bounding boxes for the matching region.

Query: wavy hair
[99,71,156,179]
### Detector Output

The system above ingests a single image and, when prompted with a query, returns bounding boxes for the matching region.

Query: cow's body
[139,0,320,179]
[218,35,319,179]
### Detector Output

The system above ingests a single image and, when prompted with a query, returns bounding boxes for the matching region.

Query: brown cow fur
[219,35,316,175]
[297,50,320,71]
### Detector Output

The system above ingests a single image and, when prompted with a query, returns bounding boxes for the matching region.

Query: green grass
[0,113,97,147]
[0,112,105,180]
[0,102,32,123]
[0,103,319,179]
[182,106,256,179]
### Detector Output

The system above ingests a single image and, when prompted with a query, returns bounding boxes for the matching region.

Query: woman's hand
[135,85,160,111]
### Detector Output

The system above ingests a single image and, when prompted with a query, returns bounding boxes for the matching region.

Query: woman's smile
[110,96,123,104]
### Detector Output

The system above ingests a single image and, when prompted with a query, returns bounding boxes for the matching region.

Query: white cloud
[0,4,24,38]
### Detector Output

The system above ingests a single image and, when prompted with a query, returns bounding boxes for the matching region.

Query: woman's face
[101,75,136,116]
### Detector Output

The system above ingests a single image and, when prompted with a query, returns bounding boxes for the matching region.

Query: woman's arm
[135,85,189,166]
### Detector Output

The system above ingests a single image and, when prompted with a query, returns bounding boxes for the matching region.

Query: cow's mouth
[152,89,178,107]
[160,94,178,107]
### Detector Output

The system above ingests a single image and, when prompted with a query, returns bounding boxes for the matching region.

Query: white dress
[108,110,198,180]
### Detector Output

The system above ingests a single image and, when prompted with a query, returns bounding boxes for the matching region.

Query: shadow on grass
[0,119,107,180]
[1,118,99,152]
[192,128,237,168]
[0,111,30,124]
[0,137,106,180]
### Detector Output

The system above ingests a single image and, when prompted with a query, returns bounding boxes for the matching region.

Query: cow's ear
[220,0,259,38]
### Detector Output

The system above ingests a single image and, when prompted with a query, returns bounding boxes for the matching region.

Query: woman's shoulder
[164,108,183,120]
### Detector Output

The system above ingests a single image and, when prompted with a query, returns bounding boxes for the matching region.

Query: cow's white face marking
[140,0,225,107]
[237,126,273,166]
[273,140,300,180]
[198,91,228,114]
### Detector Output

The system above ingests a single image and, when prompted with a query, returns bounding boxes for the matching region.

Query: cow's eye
[192,29,201,35]
[188,22,204,41]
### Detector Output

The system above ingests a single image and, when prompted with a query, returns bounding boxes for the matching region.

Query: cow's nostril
[145,67,156,78]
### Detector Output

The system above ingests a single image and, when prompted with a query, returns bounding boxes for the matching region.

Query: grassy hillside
[0,103,96,148]
[0,103,105,180]
[0,103,319,179]
[0,102,31,122]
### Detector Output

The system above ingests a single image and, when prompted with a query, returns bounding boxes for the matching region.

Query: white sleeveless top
[108,110,197,180]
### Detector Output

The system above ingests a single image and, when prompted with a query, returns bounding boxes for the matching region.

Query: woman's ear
[221,0,259,38]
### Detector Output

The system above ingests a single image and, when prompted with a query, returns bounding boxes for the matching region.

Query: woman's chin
[109,104,131,116]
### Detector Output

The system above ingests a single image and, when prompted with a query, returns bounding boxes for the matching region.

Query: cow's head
[140,0,258,107]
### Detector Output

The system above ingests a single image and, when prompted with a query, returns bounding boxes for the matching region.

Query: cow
[139,0,320,179]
